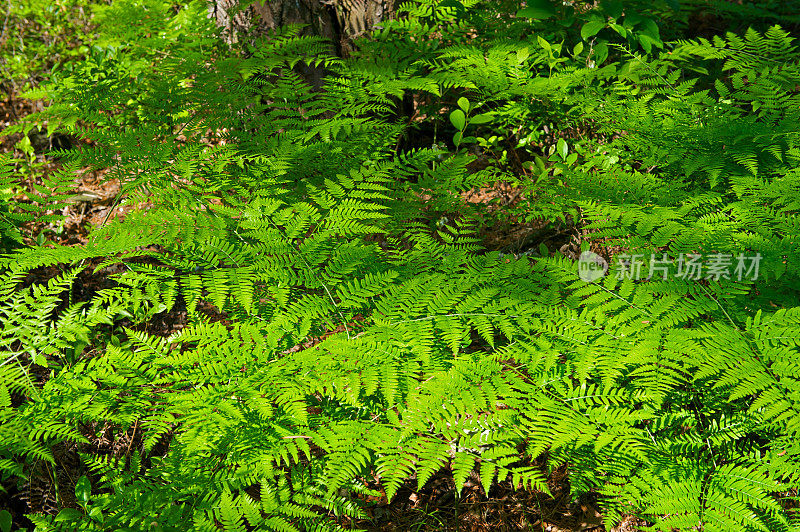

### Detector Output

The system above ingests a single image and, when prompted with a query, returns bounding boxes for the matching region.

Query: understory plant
[1,1,799,531]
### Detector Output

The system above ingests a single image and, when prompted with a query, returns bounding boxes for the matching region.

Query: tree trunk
[209,0,394,55]
[209,0,393,89]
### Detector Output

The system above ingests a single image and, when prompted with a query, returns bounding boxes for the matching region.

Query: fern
[3,1,800,531]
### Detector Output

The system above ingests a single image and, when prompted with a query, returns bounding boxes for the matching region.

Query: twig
[125,420,139,458]
[0,0,12,47]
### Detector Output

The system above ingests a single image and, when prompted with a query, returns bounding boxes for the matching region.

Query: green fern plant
[3,1,800,531]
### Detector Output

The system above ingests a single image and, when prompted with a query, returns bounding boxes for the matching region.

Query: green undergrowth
[1,0,800,530]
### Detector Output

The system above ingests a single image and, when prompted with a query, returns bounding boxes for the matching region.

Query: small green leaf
[581,20,606,40]
[638,35,652,54]
[31,351,48,368]
[638,34,661,53]
[457,97,470,112]
[593,41,609,65]
[56,508,84,522]
[625,12,644,26]
[557,138,568,159]
[641,18,661,41]
[537,35,551,51]
[449,109,466,131]
[517,7,552,18]
[609,22,627,38]
[453,131,463,146]
[572,42,584,56]
[470,113,492,125]
[75,475,91,505]
[17,135,33,156]
[517,0,556,19]
[0,510,11,532]
[539,242,550,256]
[88,505,104,522]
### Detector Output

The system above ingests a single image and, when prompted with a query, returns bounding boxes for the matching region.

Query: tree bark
[209,0,394,55]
